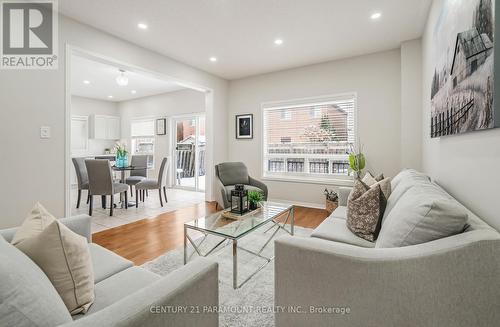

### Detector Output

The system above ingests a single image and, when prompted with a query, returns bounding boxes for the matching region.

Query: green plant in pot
[248,191,264,211]
[348,144,366,179]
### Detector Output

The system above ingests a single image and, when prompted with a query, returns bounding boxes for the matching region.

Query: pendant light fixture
[116,69,128,86]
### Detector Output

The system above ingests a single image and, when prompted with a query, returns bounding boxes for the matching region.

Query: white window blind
[262,94,356,182]
[131,120,154,137]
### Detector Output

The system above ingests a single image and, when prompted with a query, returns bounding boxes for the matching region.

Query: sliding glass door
[173,115,205,192]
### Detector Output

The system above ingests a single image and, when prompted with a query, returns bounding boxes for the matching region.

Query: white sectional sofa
[0,215,219,327]
[275,169,500,327]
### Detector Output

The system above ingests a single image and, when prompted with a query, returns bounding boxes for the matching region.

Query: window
[130,119,155,167]
[310,107,321,118]
[280,109,291,120]
[262,94,356,183]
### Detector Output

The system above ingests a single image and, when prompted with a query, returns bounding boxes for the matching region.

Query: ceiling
[60,0,432,80]
[71,55,185,102]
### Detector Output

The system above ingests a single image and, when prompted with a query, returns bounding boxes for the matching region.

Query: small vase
[250,202,257,211]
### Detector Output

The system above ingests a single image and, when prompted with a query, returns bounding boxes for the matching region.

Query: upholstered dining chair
[126,155,148,198]
[85,159,129,216]
[72,157,90,209]
[135,157,169,207]
[214,162,268,210]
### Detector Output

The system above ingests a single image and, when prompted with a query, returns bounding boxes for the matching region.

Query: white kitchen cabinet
[91,115,121,140]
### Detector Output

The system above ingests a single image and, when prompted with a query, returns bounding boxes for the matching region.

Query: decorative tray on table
[221,207,262,220]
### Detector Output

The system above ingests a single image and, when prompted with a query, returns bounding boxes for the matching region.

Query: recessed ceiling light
[108,95,113,99]
[137,23,148,30]
[209,57,217,62]
[131,90,137,94]
[83,80,90,85]
[274,38,283,45]
[371,12,382,20]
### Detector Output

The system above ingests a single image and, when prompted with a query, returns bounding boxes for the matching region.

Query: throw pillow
[15,221,95,315]
[376,186,468,248]
[346,180,383,242]
[361,172,378,186]
[11,202,56,245]
[374,173,384,182]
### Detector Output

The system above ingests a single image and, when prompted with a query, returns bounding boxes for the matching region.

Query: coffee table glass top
[185,201,293,239]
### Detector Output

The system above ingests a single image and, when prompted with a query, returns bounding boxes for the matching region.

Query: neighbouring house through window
[262,93,356,183]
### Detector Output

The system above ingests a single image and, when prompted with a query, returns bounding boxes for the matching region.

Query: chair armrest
[215,175,229,209]
[59,215,92,243]
[63,258,219,327]
[337,187,352,206]
[275,231,500,327]
[249,176,268,198]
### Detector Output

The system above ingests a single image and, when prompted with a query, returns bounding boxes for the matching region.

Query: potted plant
[114,142,129,168]
[324,188,338,214]
[248,190,264,211]
[348,144,366,179]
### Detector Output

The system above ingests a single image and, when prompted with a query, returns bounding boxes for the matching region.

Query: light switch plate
[40,126,51,139]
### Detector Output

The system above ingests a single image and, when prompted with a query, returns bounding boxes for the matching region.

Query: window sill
[261,175,354,187]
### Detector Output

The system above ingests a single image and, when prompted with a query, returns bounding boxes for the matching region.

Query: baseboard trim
[268,198,325,210]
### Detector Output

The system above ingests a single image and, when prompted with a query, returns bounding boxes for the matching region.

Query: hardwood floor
[92,202,329,265]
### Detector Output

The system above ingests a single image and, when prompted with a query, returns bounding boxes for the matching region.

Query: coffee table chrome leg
[233,239,238,289]
[183,225,187,265]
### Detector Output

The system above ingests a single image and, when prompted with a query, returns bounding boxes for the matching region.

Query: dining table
[112,165,147,207]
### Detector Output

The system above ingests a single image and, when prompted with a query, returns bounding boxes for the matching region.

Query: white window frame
[261,93,357,186]
[130,118,156,167]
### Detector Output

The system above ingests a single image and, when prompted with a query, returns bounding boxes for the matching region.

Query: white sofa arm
[337,187,352,206]
[275,231,500,327]
[63,258,219,327]
[59,215,92,243]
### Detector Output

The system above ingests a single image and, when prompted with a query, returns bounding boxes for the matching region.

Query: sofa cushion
[16,221,95,315]
[311,217,375,248]
[376,185,468,248]
[11,202,56,245]
[89,243,133,283]
[390,169,430,192]
[346,180,383,242]
[0,237,72,326]
[217,162,250,185]
[330,206,347,219]
[74,267,160,318]
[224,185,264,201]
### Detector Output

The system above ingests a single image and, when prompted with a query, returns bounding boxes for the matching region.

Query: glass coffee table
[184,202,294,289]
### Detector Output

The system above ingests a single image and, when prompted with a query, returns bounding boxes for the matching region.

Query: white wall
[227,49,404,206]
[401,39,423,170]
[118,89,206,181]
[0,15,228,229]
[71,96,119,155]
[422,0,500,231]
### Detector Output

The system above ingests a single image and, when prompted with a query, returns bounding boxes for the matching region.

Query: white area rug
[142,225,312,327]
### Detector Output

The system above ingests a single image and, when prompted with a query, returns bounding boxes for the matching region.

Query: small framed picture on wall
[236,114,253,139]
[156,118,166,135]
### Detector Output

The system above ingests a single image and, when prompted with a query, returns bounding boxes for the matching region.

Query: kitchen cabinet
[91,115,121,140]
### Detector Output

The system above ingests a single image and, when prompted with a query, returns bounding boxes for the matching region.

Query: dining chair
[85,159,129,216]
[126,155,148,198]
[72,157,90,209]
[135,157,169,207]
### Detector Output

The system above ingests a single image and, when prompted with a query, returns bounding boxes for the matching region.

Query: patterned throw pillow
[347,179,385,242]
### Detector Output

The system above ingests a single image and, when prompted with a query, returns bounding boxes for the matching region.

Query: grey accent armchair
[72,157,90,209]
[214,162,268,209]
[136,157,169,207]
[85,159,129,216]
[125,155,148,198]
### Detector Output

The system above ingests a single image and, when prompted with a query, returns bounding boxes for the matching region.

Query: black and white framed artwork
[430,0,496,138]
[156,118,166,135]
[236,114,253,139]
